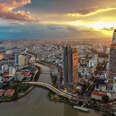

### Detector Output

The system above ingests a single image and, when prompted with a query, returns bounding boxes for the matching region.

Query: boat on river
[73,106,89,112]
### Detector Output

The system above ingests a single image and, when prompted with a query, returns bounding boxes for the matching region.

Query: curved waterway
[0,64,104,116]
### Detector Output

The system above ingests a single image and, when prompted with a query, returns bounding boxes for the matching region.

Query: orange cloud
[0,0,37,22]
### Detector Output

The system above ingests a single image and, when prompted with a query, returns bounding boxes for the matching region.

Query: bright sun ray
[89,22,116,29]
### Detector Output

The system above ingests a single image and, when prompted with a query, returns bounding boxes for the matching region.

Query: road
[23,81,72,99]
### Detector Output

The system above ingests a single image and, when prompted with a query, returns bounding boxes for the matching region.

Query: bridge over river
[23,81,73,99]
[22,63,90,102]
[0,63,103,116]
[22,63,74,100]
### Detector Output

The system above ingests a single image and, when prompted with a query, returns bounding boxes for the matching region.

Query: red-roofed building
[0,90,5,97]
[18,70,31,77]
[91,90,106,101]
[4,89,15,97]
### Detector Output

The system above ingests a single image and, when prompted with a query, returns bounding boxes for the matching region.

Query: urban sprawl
[0,30,116,114]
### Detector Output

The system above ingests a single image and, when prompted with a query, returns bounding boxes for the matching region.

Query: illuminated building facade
[64,45,78,88]
[18,54,25,66]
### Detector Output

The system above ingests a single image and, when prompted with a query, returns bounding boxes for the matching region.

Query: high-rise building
[1,64,8,73]
[64,45,78,88]
[15,54,19,66]
[18,54,25,66]
[109,29,116,79]
[9,67,16,75]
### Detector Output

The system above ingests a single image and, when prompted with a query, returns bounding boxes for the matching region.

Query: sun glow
[90,22,116,29]
[67,20,115,37]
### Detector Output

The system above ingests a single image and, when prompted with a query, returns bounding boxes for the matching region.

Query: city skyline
[0,28,115,115]
[1,1,116,115]
[0,0,116,40]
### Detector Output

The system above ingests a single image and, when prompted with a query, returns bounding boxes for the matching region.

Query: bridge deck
[23,82,73,99]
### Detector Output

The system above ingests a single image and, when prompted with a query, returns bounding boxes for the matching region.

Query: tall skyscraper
[109,29,116,79]
[9,67,16,75]
[1,64,8,73]
[15,54,19,66]
[18,54,25,66]
[64,45,78,88]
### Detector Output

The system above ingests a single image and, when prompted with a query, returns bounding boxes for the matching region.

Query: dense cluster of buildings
[0,89,15,98]
[0,47,37,99]
[0,30,115,102]
[61,29,116,101]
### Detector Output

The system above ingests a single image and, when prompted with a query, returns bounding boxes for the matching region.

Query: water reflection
[64,104,79,116]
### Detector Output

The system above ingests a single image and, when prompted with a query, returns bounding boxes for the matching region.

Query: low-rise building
[0,90,5,97]
[4,89,15,97]
[91,90,106,101]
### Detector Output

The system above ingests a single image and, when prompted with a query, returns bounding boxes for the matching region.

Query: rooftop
[92,90,106,97]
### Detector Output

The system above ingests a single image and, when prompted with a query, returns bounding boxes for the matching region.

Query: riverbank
[48,63,115,115]
[48,91,68,102]
[17,66,41,99]
[0,63,104,116]
[0,66,41,103]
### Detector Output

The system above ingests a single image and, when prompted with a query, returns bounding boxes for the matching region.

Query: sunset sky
[0,0,116,40]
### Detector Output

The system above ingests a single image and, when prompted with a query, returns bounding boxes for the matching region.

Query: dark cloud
[0,24,74,40]
[0,23,107,40]
[26,0,116,14]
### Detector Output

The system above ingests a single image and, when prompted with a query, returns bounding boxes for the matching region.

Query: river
[0,64,104,116]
